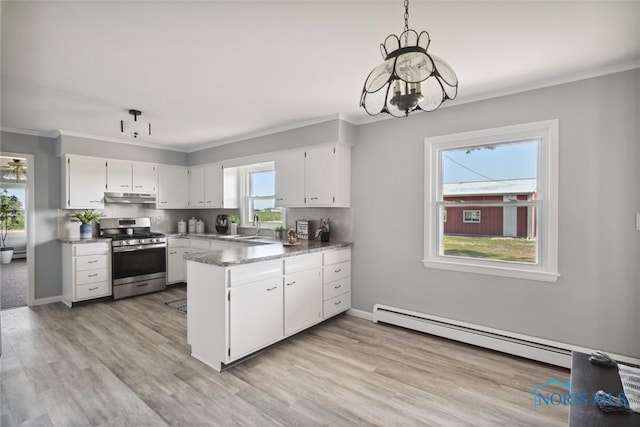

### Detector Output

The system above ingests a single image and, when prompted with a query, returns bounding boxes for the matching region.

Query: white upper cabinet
[107,161,157,194]
[275,150,305,207]
[132,163,157,193]
[205,164,224,208]
[63,155,106,209]
[158,165,189,208]
[274,143,351,208]
[106,160,132,192]
[188,166,206,208]
[188,163,225,208]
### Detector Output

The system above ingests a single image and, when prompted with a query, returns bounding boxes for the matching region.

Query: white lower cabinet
[229,277,283,359]
[284,253,322,336]
[322,248,351,319]
[167,238,189,284]
[187,249,348,371]
[62,242,112,306]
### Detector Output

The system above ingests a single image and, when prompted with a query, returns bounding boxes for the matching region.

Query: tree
[0,189,23,249]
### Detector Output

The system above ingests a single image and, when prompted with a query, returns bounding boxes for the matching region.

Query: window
[424,120,559,282]
[0,185,26,233]
[463,210,481,223]
[240,162,283,226]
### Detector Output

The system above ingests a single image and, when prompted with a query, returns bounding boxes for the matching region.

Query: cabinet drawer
[76,281,111,300]
[284,253,322,274]
[323,261,350,284]
[75,255,108,272]
[76,268,108,285]
[323,249,351,266]
[228,261,282,287]
[323,277,351,301]
[74,242,109,256]
[190,239,210,251]
[168,238,189,248]
[323,292,351,319]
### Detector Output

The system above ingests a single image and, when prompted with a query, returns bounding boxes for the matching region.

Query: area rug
[165,298,187,314]
[1,259,28,310]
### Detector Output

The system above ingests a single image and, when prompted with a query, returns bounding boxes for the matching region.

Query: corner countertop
[58,237,112,244]
[184,240,352,267]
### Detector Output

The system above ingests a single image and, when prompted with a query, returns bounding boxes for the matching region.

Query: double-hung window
[424,120,559,282]
[240,162,283,226]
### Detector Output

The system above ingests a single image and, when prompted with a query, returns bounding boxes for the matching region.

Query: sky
[251,170,276,210]
[1,187,26,207]
[442,140,538,184]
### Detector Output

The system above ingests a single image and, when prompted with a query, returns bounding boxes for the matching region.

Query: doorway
[0,153,35,309]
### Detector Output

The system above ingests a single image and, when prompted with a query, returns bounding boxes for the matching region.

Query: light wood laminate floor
[1,285,569,426]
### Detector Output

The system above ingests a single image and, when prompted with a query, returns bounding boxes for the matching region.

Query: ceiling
[1,1,639,152]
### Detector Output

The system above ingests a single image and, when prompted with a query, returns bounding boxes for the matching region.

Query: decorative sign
[296,220,309,240]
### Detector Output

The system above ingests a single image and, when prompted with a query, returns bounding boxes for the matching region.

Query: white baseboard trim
[346,308,374,321]
[31,296,62,306]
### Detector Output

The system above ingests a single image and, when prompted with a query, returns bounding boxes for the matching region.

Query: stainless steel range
[100,217,167,300]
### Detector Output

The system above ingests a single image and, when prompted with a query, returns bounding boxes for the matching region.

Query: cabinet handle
[286,281,296,286]
[206,201,212,203]
[266,286,277,292]
[120,185,129,188]
[88,287,98,291]
[276,198,284,201]
[134,185,143,188]
[169,251,177,255]
[334,300,342,306]
[310,197,318,200]
[90,200,101,203]
[160,201,167,204]
[334,268,342,273]
[137,283,149,287]
[88,273,98,277]
[334,284,341,289]
[88,260,98,264]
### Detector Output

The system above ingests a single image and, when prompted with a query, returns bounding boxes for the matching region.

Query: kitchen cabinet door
[229,278,283,359]
[284,268,322,336]
[305,145,337,206]
[167,248,187,283]
[188,166,205,208]
[275,150,305,207]
[106,160,132,192]
[158,166,188,208]
[65,156,106,209]
[205,164,223,208]
[132,163,157,193]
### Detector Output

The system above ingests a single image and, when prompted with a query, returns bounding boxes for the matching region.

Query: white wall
[351,69,640,358]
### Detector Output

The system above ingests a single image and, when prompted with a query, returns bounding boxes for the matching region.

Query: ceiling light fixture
[360,0,458,117]
[120,109,151,139]
[1,159,27,181]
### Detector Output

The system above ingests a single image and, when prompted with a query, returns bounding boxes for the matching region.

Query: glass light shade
[360,30,458,117]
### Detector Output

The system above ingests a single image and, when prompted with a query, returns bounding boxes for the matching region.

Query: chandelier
[360,0,458,117]
[1,159,27,181]
[120,109,151,139]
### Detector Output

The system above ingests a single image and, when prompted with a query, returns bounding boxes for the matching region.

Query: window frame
[239,162,284,228]
[462,210,481,224]
[423,120,559,282]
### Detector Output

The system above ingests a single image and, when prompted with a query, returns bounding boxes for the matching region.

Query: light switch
[637,213,640,231]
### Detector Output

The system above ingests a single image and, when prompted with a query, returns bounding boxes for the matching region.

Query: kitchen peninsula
[185,240,352,371]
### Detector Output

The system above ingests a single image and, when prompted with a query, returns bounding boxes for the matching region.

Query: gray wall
[1,132,61,299]
[351,69,640,358]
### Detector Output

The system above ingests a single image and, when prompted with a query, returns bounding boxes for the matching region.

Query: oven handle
[113,243,167,253]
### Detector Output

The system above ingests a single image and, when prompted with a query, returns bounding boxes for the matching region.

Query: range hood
[104,192,156,204]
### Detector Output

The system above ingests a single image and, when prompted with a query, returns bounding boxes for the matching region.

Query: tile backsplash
[59,204,353,242]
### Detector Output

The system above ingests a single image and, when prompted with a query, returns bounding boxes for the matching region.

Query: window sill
[422,258,560,283]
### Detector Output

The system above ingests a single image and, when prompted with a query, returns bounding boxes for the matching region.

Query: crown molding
[0,127,58,138]
[56,130,187,153]
[186,114,345,153]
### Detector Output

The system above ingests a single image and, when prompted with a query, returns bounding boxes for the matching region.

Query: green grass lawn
[444,235,536,263]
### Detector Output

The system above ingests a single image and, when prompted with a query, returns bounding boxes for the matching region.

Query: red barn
[443,178,536,238]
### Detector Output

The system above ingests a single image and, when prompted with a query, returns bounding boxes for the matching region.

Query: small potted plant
[228,215,240,235]
[68,209,105,239]
[0,189,22,264]
[274,224,286,241]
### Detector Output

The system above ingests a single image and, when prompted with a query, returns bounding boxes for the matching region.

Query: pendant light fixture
[120,109,151,139]
[360,0,458,117]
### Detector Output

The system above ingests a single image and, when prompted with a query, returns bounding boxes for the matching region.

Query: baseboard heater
[372,304,572,368]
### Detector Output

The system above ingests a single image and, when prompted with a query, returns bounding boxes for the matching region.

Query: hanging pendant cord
[404,0,409,33]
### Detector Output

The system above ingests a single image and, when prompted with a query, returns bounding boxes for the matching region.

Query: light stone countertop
[184,239,352,267]
[58,237,112,244]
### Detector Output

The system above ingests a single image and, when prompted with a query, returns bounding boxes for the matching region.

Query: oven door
[112,244,167,285]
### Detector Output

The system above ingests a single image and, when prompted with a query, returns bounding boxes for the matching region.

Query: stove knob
[150,238,156,243]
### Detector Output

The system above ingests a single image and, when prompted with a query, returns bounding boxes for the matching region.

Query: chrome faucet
[253,214,262,236]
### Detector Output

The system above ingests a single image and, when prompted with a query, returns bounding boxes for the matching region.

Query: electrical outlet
[155,216,161,224]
